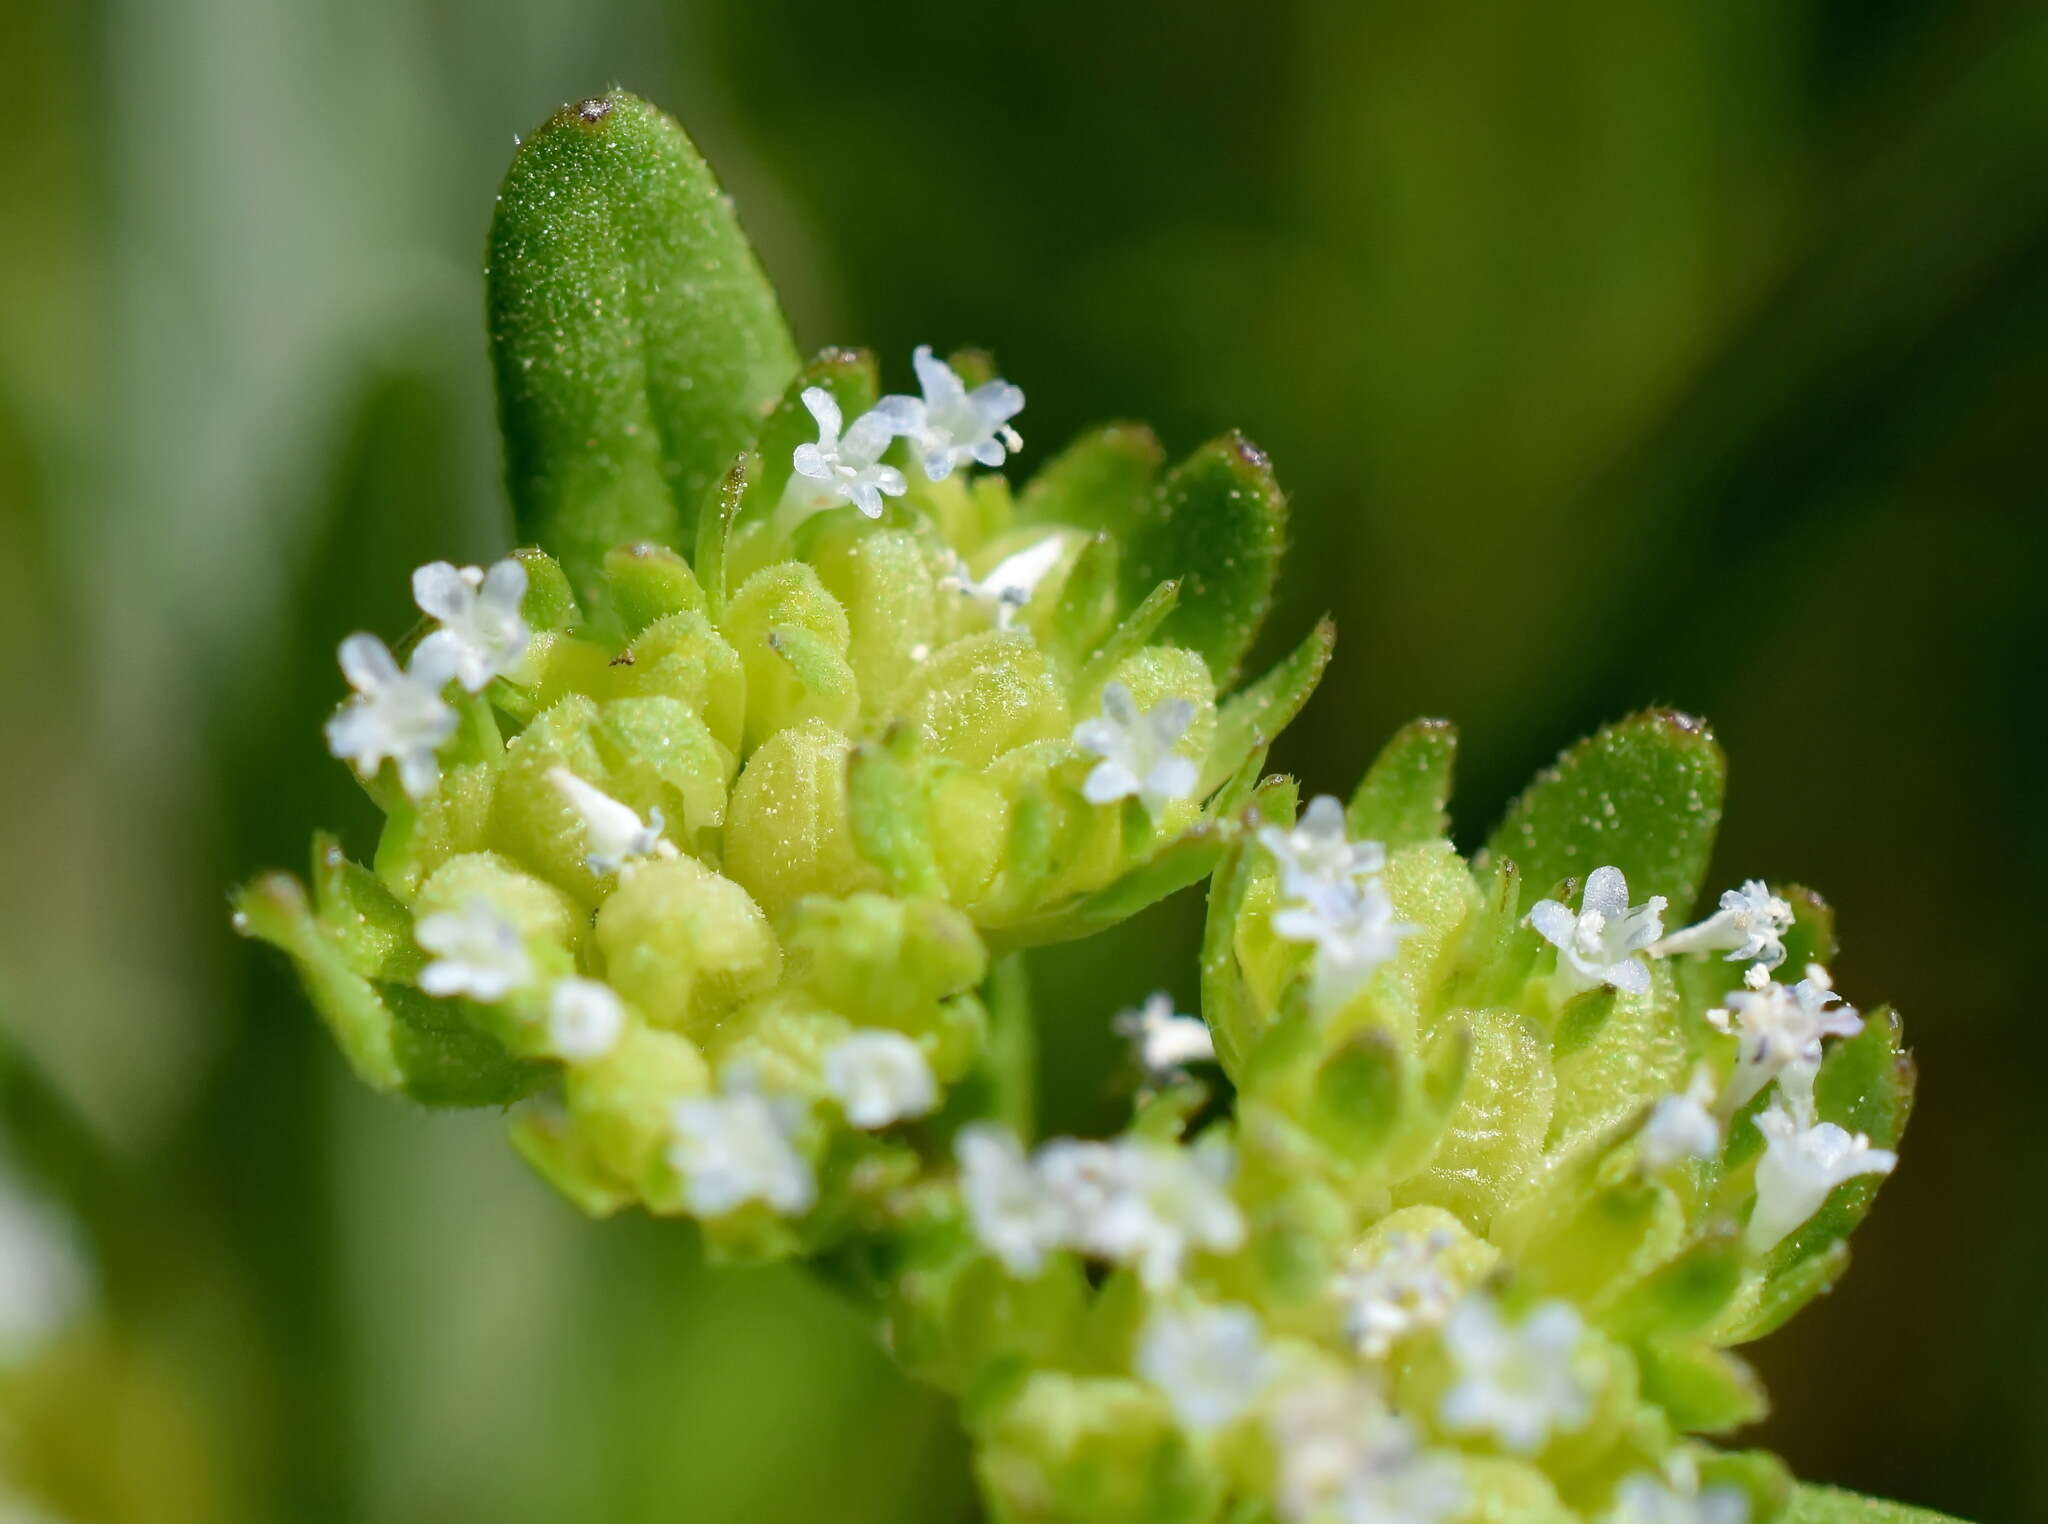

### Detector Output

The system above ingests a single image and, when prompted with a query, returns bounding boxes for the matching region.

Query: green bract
[235,90,1939,1524]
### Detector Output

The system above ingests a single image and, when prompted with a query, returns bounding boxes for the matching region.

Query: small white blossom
[546,767,672,875]
[787,386,913,519]
[958,1123,1061,1275]
[1640,1064,1724,1169]
[324,633,459,799]
[1528,865,1668,998]
[1604,1462,1750,1524]
[1651,879,1794,969]
[0,1161,90,1365]
[1335,1228,1457,1359]
[1074,682,1199,814]
[547,977,626,1061]
[1272,876,1417,1010]
[938,535,1066,630]
[1439,1296,1594,1453]
[890,344,1025,481]
[1136,1302,1271,1433]
[1269,1379,1468,1524]
[1746,1100,1895,1252]
[667,1073,815,1218]
[824,1030,938,1128]
[416,897,533,1002]
[1038,1133,1244,1291]
[412,558,531,692]
[1114,991,1215,1085]
[1707,963,1863,1114]
[1259,795,1386,904]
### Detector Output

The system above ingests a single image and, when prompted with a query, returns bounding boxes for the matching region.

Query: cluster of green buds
[234,91,1917,1524]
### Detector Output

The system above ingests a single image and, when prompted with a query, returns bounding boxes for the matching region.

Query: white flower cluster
[956,1123,1244,1291]
[1073,682,1200,816]
[1260,796,1415,1009]
[1333,1228,1458,1360]
[1528,865,1891,1248]
[324,556,532,799]
[1136,1302,1474,1524]
[784,345,1026,522]
[1113,991,1215,1087]
[1268,1375,1469,1524]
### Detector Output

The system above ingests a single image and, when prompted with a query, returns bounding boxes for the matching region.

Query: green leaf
[1017,422,1163,536]
[1347,719,1458,848]
[487,90,798,597]
[1481,708,1727,918]
[1200,619,1335,797]
[1120,432,1287,684]
[1785,1484,1972,1524]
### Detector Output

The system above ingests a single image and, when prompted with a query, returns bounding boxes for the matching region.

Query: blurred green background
[2,1,2042,1519]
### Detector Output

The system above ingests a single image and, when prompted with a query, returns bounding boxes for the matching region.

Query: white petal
[337,632,399,692]
[1582,865,1630,919]
[411,561,472,622]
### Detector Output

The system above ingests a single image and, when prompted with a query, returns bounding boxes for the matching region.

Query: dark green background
[1,2,2039,1520]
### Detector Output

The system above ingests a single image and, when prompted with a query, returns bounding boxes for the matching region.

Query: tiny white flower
[1439,1296,1595,1453]
[1640,1064,1724,1169]
[324,633,459,799]
[1604,1463,1750,1524]
[938,535,1066,630]
[415,896,533,1002]
[1271,876,1418,1010]
[667,1073,815,1218]
[1334,1228,1457,1360]
[0,1161,90,1365]
[1528,865,1668,998]
[1268,1379,1468,1524]
[546,767,672,875]
[1258,795,1387,904]
[412,558,531,692]
[889,344,1025,481]
[1136,1301,1271,1433]
[824,1030,938,1129]
[1039,1133,1244,1291]
[1652,879,1794,970]
[786,386,913,519]
[1113,991,1215,1085]
[1707,963,1863,1114]
[1746,1099,1895,1252]
[957,1122,1060,1275]
[547,977,626,1061]
[1074,682,1199,815]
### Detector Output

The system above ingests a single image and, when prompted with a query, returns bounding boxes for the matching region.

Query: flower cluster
[238,342,1325,1267]
[244,344,1910,1524]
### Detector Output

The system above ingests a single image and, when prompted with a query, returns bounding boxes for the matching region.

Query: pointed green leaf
[1201,619,1335,797]
[1786,1485,1972,1524]
[1018,422,1163,536]
[488,91,798,596]
[1347,719,1458,848]
[1076,578,1181,695]
[694,451,758,619]
[1120,432,1287,683]
[1481,709,1726,918]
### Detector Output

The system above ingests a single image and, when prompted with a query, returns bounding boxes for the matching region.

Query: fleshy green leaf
[487,90,798,596]
[1120,432,1286,684]
[1786,1485,1972,1524]
[1017,422,1163,536]
[1347,718,1458,848]
[1200,619,1335,797]
[1481,708,1727,918]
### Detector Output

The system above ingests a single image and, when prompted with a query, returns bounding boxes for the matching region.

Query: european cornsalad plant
[235,93,1950,1524]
